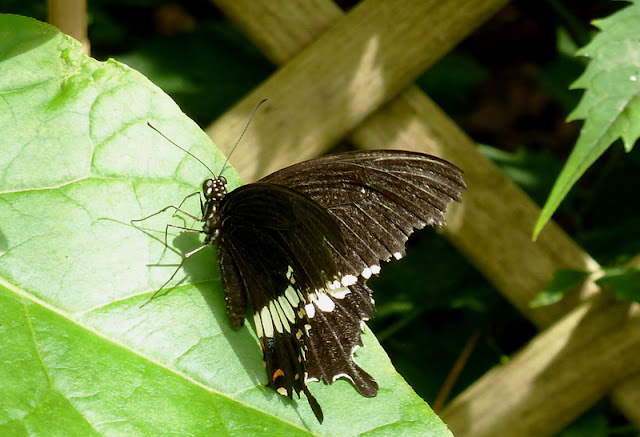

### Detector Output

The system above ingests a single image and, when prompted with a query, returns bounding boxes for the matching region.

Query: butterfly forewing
[261,150,466,274]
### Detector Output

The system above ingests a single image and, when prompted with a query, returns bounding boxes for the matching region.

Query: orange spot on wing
[272,369,285,380]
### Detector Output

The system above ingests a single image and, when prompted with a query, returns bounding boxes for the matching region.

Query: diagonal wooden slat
[440,253,640,436]
[208,0,640,434]
[207,0,510,181]
[441,286,640,436]
[612,373,640,425]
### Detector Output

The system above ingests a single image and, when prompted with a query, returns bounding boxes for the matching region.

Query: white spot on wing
[393,252,403,260]
[330,287,350,299]
[260,306,274,338]
[361,267,372,279]
[277,387,288,396]
[371,265,381,274]
[341,275,357,286]
[274,300,292,333]
[269,301,284,333]
[278,295,296,324]
[284,285,300,307]
[331,372,355,383]
[276,302,295,334]
[254,312,263,338]
[313,292,335,312]
[305,302,316,318]
[286,265,295,284]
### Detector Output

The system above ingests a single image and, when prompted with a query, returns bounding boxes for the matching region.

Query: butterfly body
[192,150,465,423]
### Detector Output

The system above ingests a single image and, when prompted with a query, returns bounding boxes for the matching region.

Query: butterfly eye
[203,177,228,200]
[203,179,214,197]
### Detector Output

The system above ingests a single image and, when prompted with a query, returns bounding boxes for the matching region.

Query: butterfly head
[202,176,228,243]
[203,176,228,202]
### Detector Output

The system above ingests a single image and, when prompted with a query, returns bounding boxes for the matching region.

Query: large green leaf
[0,14,451,436]
[533,0,640,239]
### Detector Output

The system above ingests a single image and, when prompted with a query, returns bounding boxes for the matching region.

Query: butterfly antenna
[218,98,268,177]
[147,122,216,177]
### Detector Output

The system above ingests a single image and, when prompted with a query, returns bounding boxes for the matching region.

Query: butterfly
[141,125,466,423]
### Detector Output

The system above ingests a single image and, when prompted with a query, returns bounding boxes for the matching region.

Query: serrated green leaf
[596,267,640,303]
[0,14,452,436]
[533,0,640,239]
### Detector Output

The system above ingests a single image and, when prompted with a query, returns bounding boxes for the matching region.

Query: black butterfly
[142,129,466,423]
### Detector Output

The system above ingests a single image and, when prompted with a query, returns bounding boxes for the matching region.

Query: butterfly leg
[198,192,206,216]
[170,191,201,218]
[140,242,210,308]
[162,223,204,247]
[131,203,202,224]
[132,198,204,246]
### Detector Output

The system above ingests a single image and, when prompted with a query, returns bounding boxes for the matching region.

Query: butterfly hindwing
[217,183,353,422]
[304,280,378,397]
